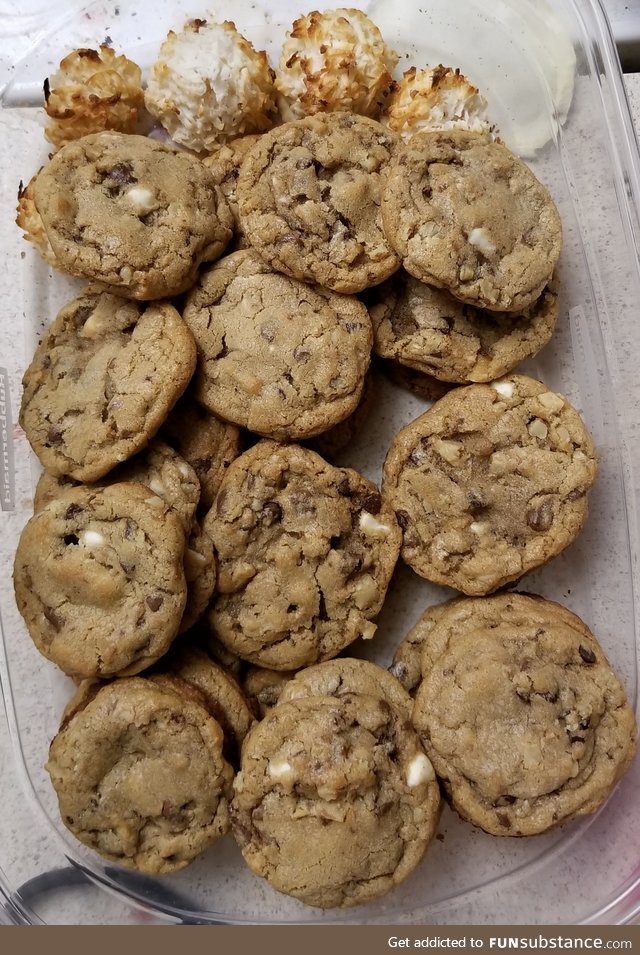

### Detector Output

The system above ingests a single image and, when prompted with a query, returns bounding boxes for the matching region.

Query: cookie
[205,441,401,670]
[236,112,400,293]
[411,594,637,836]
[370,270,559,383]
[305,369,377,461]
[33,131,233,299]
[158,642,255,765]
[389,599,463,695]
[381,130,562,312]
[181,520,217,634]
[242,666,295,718]
[20,289,197,482]
[230,693,441,908]
[203,134,262,249]
[46,676,233,872]
[378,358,452,403]
[183,249,373,441]
[279,657,412,720]
[382,375,597,595]
[13,482,187,679]
[162,391,241,512]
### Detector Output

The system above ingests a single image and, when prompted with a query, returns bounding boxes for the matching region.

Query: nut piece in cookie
[46,677,233,872]
[205,440,401,670]
[236,112,400,294]
[32,131,233,299]
[381,129,562,312]
[145,20,276,151]
[20,289,196,482]
[411,594,637,836]
[275,8,398,121]
[13,483,187,679]
[382,65,493,140]
[183,249,373,441]
[370,270,559,384]
[230,694,441,908]
[44,45,144,149]
[382,375,598,595]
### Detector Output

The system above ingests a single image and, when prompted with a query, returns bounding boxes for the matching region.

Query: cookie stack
[11,8,636,914]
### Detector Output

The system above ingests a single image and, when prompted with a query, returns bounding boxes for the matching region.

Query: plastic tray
[1,0,640,926]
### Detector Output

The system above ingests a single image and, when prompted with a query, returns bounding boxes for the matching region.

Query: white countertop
[1,68,639,926]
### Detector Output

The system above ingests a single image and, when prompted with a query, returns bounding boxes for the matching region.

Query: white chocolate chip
[268,759,293,780]
[527,418,548,440]
[144,495,165,510]
[124,185,158,215]
[360,621,377,641]
[573,449,587,462]
[555,425,571,445]
[468,227,496,256]
[459,264,475,281]
[433,438,463,465]
[185,548,209,569]
[359,512,390,539]
[80,529,104,547]
[537,391,565,413]
[491,380,514,398]
[148,476,167,498]
[177,461,192,479]
[353,573,378,610]
[469,521,490,536]
[406,753,435,787]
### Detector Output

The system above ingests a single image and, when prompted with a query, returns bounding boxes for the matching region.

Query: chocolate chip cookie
[20,289,197,482]
[183,250,373,441]
[236,112,400,293]
[181,520,217,633]
[411,593,637,836]
[33,131,233,299]
[203,134,261,249]
[381,130,562,312]
[389,599,463,695]
[371,270,559,383]
[230,693,441,908]
[46,677,233,872]
[14,482,187,679]
[383,375,597,595]
[205,441,401,669]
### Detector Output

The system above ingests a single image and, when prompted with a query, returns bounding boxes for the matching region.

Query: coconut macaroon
[383,65,493,139]
[275,7,398,121]
[44,46,144,149]
[144,19,276,152]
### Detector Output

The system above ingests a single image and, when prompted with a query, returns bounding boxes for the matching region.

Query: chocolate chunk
[146,594,164,612]
[64,503,83,520]
[262,501,282,525]
[43,606,64,631]
[395,509,410,530]
[107,163,137,185]
[46,426,63,446]
[526,499,554,532]
[578,644,596,664]
[566,487,586,502]
[496,811,512,829]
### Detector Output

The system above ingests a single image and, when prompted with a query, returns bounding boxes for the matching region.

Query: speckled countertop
[0,58,639,925]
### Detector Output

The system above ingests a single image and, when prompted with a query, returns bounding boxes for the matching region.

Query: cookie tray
[0,0,640,925]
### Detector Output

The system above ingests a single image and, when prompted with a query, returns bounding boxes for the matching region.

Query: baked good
[242,666,295,718]
[381,129,562,312]
[389,599,463,695]
[33,131,233,299]
[383,375,598,594]
[162,391,241,512]
[279,657,412,719]
[46,676,233,872]
[377,358,451,403]
[370,270,559,383]
[230,693,441,908]
[16,174,59,266]
[13,483,187,678]
[144,20,276,151]
[202,134,261,249]
[20,289,196,482]
[181,520,217,633]
[306,369,377,461]
[275,8,398,121]
[411,593,637,835]
[236,112,400,294]
[382,66,492,139]
[205,440,401,669]
[183,249,373,441]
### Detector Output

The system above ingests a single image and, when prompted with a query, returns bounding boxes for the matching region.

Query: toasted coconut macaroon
[275,8,398,121]
[44,45,144,149]
[383,65,493,139]
[145,19,276,152]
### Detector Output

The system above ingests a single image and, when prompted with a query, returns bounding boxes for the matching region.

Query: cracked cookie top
[230,693,441,908]
[46,677,233,873]
[204,441,401,670]
[382,375,597,595]
[381,130,562,312]
[13,482,187,679]
[369,270,559,383]
[33,131,233,299]
[20,288,196,482]
[236,112,400,293]
[411,594,637,836]
[183,249,373,441]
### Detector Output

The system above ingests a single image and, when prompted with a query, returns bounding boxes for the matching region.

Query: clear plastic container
[1,0,639,925]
